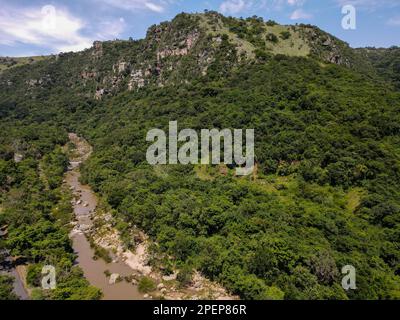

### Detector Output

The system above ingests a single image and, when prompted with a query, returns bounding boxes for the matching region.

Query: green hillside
[0,12,399,300]
[0,56,49,73]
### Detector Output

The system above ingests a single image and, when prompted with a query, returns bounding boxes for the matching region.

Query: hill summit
[1,11,400,301]
[0,11,381,100]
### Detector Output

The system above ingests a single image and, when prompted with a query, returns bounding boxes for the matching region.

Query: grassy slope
[198,14,310,59]
[0,56,49,73]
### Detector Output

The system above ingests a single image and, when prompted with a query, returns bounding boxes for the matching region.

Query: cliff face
[0,12,380,101]
[1,12,400,302]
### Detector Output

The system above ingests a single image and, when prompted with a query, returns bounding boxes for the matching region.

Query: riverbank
[66,133,236,300]
[90,204,235,300]
[0,251,30,300]
[65,133,142,300]
[14,265,31,298]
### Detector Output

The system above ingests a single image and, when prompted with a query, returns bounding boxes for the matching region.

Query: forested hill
[1,12,400,300]
[0,11,385,103]
[356,46,400,89]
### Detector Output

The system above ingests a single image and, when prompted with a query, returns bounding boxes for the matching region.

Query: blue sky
[0,0,399,57]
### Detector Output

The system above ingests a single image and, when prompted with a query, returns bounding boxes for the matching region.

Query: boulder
[109,273,120,285]
[157,283,165,290]
[162,272,177,281]
[79,224,91,232]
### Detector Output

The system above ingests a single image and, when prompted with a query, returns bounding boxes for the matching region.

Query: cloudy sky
[1,0,399,57]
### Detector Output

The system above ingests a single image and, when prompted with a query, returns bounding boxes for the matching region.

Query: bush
[138,276,156,293]
[264,286,285,300]
[266,33,279,43]
[0,275,18,300]
[280,31,291,40]
[254,49,270,61]
[177,266,193,288]
[30,288,45,300]
[89,239,112,263]
[266,20,278,26]
[27,264,43,287]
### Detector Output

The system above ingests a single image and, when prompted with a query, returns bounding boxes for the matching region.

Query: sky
[0,0,399,57]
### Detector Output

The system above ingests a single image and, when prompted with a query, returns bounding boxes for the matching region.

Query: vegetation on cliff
[0,12,399,300]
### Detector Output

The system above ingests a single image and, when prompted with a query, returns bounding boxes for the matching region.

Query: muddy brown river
[66,134,142,300]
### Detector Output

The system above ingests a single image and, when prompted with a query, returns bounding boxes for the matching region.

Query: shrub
[138,276,156,293]
[177,266,193,288]
[0,275,18,300]
[280,31,291,40]
[266,33,279,43]
[266,20,278,26]
[27,264,43,287]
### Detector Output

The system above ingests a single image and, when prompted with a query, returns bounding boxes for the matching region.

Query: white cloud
[94,0,167,13]
[0,5,90,52]
[290,8,312,20]
[335,0,400,11]
[145,2,164,13]
[217,0,308,15]
[220,0,250,15]
[0,5,126,53]
[267,0,306,10]
[287,0,305,6]
[95,17,127,40]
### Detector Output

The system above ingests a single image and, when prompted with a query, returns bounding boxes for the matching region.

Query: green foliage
[266,20,278,26]
[266,33,279,43]
[357,46,400,88]
[254,49,270,62]
[41,147,69,189]
[280,31,291,40]
[222,15,267,50]
[89,238,112,263]
[27,264,43,287]
[176,265,193,288]
[73,56,400,300]
[0,275,18,300]
[0,13,400,301]
[138,276,156,293]
[0,126,101,300]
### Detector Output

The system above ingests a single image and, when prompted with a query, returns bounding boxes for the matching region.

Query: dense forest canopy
[0,12,399,300]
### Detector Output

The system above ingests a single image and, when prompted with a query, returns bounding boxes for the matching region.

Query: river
[0,257,30,300]
[5,133,230,300]
[66,133,142,300]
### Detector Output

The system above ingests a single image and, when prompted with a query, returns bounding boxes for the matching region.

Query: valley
[66,133,142,300]
[65,133,234,300]
[0,11,399,300]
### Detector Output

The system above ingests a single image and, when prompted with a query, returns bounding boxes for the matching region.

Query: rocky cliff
[0,12,377,102]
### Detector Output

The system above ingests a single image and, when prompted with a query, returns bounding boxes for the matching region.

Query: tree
[0,275,18,300]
